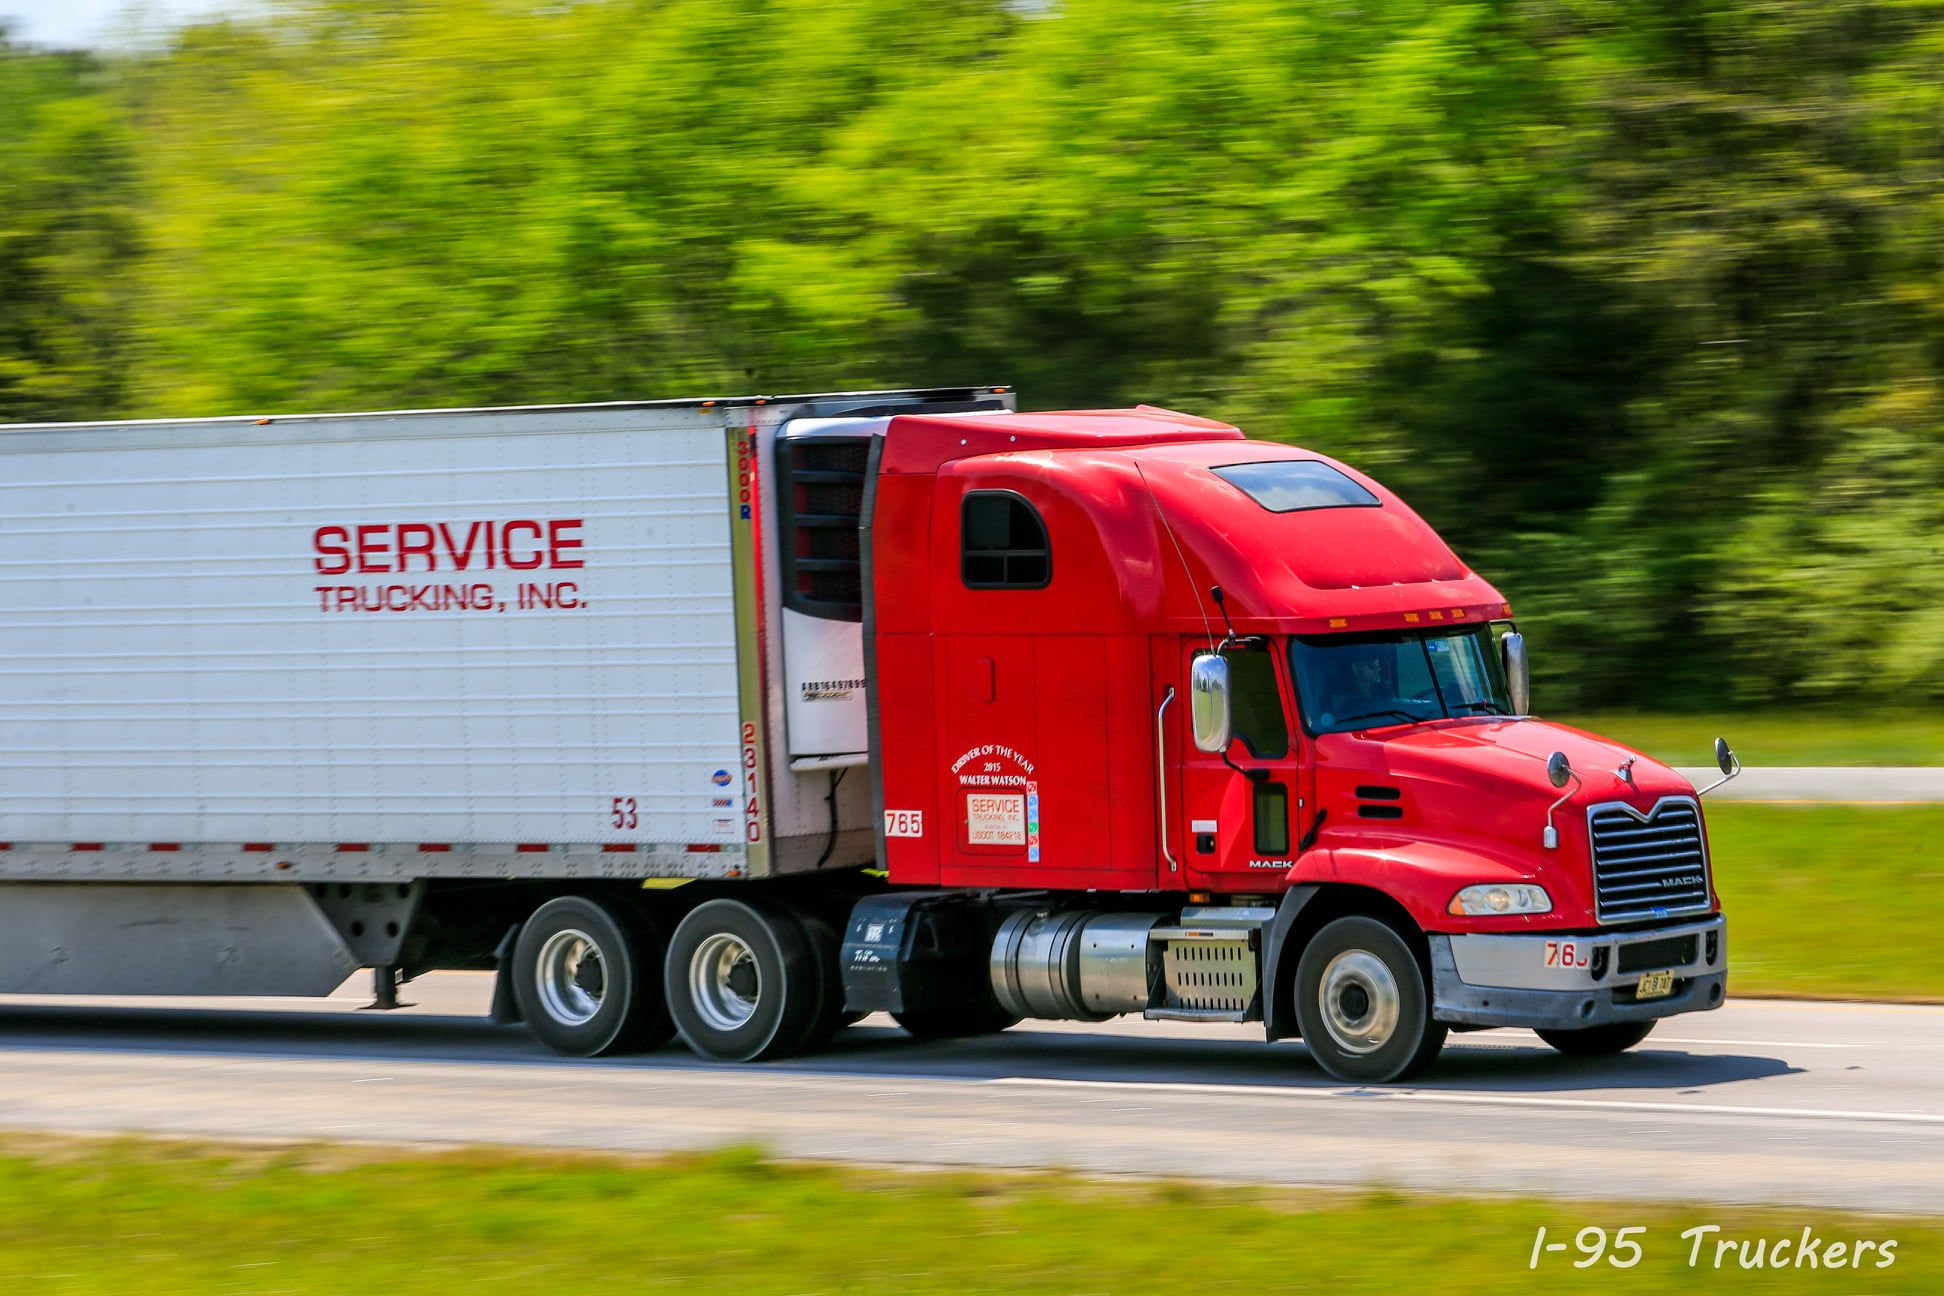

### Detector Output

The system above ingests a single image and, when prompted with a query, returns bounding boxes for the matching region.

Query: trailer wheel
[666,898,820,1062]
[1293,916,1446,1083]
[1536,1020,1656,1056]
[512,895,672,1057]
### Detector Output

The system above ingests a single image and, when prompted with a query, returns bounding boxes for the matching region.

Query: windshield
[1289,627,1512,734]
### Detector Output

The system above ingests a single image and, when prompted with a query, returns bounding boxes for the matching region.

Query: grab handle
[1157,687,1178,874]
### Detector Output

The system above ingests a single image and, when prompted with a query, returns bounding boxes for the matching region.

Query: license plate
[1635,969,1676,999]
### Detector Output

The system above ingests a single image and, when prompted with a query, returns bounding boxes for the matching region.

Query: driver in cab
[1316,648,1402,731]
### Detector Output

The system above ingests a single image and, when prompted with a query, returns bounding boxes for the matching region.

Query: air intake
[1587,797,1711,924]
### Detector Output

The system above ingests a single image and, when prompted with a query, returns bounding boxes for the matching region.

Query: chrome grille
[1587,797,1710,923]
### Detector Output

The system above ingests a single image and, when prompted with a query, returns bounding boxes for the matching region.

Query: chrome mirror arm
[1543,771,1582,850]
[1696,753,1743,798]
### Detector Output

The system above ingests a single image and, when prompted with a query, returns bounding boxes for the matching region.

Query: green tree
[0,34,136,422]
[15,0,1944,711]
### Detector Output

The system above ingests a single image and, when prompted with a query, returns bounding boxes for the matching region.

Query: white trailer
[0,387,1010,1055]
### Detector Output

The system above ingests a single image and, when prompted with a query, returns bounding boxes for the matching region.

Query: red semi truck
[0,386,1734,1082]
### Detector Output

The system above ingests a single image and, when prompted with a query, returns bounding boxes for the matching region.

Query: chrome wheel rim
[690,932,760,1032]
[536,928,606,1026]
[1320,949,1401,1056]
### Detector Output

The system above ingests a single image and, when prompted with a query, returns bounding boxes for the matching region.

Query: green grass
[1559,712,1944,767]
[1710,804,1944,999]
[0,1138,1932,1293]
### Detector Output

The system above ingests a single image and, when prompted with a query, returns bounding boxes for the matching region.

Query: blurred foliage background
[4,0,1944,712]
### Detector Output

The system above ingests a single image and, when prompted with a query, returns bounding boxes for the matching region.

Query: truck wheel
[792,911,853,1053]
[666,898,820,1062]
[1293,916,1447,1083]
[1536,1020,1656,1056]
[891,1005,1020,1040]
[512,895,672,1057]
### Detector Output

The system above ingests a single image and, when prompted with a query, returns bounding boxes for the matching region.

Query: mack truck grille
[1587,797,1711,923]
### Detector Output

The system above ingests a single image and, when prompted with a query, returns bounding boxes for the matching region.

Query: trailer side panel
[0,407,746,854]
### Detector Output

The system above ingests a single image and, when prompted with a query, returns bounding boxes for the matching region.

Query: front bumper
[1429,914,1726,1032]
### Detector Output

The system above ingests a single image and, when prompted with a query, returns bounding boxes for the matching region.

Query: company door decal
[966,794,1026,846]
[951,744,1039,859]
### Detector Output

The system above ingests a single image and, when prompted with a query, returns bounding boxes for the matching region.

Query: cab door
[1175,639,1306,888]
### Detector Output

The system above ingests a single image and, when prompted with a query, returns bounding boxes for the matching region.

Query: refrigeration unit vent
[776,436,870,622]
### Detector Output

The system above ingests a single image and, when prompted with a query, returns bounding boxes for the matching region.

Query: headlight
[1447,883,1551,916]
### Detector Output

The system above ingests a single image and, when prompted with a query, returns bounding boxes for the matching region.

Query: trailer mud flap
[489,922,524,1025]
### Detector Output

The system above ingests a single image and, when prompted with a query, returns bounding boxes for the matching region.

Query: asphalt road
[0,973,1934,1212]
[1674,766,1944,803]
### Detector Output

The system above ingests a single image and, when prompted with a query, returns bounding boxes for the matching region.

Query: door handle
[1157,687,1178,874]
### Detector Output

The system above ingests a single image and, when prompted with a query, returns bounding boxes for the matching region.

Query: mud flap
[1261,884,1320,1041]
[489,922,524,1025]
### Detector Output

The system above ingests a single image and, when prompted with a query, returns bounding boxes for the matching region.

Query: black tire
[512,895,672,1057]
[1293,915,1447,1083]
[891,1003,1021,1040]
[665,898,820,1062]
[792,911,852,1053]
[1537,1020,1657,1056]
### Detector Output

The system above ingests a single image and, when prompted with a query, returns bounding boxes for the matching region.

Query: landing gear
[1294,915,1447,1083]
[362,964,408,1011]
[512,895,673,1056]
[1537,1020,1656,1056]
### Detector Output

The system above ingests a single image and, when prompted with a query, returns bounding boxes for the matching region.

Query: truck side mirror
[1697,735,1742,798]
[1501,629,1530,716]
[1189,652,1232,753]
[1542,751,1578,849]
[1546,751,1572,789]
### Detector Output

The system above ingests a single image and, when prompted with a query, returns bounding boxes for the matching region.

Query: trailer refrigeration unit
[0,388,1736,1081]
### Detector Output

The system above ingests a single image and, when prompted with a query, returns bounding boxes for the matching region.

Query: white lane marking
[984,1076,1944,1126]
[1463,1032,1866,1051]
[1648,1037,1865,1050]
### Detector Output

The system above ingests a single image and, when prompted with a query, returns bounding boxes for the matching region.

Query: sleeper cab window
[961,490,1051,590]
[1210,459,1379,512]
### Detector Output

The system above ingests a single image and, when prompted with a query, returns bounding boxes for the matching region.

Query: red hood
[1304,718,1708,930]
[1320,717,1690,805]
